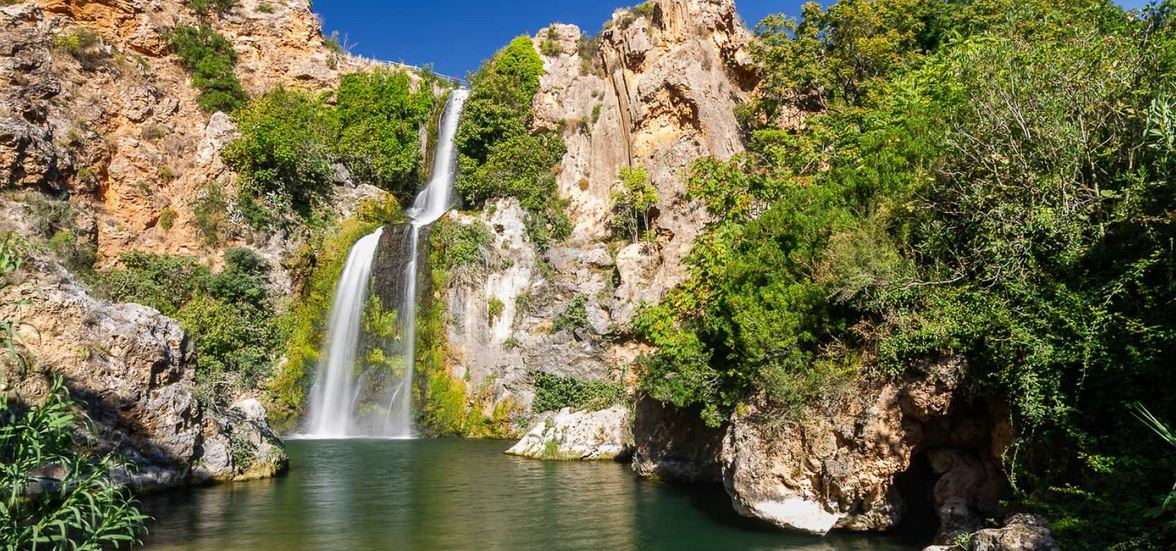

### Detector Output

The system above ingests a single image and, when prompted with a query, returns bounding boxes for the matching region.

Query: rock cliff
[1,0,387,268]
[0,227,286,490]
[440,0,756,434]
[0,0,368,490]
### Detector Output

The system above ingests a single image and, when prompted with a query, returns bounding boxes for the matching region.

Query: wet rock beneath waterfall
[506,406,633,461]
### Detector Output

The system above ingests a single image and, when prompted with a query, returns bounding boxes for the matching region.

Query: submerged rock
[506,406,633,461]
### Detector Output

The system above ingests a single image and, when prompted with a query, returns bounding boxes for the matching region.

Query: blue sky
[313,1,1154,78]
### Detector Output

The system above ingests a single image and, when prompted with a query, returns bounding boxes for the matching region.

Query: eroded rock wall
[1,0,390,270]
[0,242,286,491]
[721,358,1008,536]
[440,0,755,435]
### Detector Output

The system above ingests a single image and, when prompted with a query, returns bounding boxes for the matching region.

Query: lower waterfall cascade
[299,89,469,438]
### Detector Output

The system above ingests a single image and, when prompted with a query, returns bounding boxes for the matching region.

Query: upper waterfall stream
[299,89,469,439]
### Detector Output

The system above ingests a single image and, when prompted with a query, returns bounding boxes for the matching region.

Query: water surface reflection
[142,439,924,551]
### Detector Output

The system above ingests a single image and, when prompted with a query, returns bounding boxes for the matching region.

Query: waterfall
[304,228,385,437]
[299,89,468,439]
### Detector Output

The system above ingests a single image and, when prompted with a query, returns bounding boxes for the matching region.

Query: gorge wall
[438,0,755,431]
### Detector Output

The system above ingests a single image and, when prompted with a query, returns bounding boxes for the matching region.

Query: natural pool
[140,439,928,551]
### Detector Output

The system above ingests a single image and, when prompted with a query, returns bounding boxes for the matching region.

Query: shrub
[429,218,494,277]
[186,0,237,16]
[158,207,177,231]
[0,234,26,366]
[0,378,147,549]
[192,183,227,245]
[610,166,657,243]
[540,28,561,57]
[456,35,569,249]
[52,27,108,70]
[487,296,504,321]
[532,371,623,413]
[553,294,589,334]
[165,24,247,113]
[334,68,437,201]
[95,248,282,402]
[221,88,335,223]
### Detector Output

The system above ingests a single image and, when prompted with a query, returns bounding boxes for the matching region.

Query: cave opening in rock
[891,450,939,541]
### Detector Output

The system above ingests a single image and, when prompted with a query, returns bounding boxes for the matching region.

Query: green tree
[334,69,437,201]
[165,24,247,113]
[221,87,336,223]
[610,166,658,243]
[456,36,569,250]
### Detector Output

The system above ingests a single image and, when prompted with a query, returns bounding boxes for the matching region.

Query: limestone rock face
[532,0,754,326]
[720,358,1007,535]
[0,252,288,491]
[505,406,633,461]
[925,514,1061,551]
[440,0,756,436]
[0,0,394,269]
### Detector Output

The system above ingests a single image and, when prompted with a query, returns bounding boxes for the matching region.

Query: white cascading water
[300,89,468,438]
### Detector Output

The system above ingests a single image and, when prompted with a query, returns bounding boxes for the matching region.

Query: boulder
[0,251,287,491]
[971,514,1061,551]
[506,405,633,461]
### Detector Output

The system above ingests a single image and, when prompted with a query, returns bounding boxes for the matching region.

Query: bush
[455,36,570,249]
[429,218,494,278]
[487,296,504,321]
[532,371,623,413]
[540,28,561,57]
[186,0,237,16]
[334,69,437,201]
[553,294,589,335]
[95,248,282,403]
[610,166,657,243]
[192,183,228,245]
[0,378,146,548]
[52,27,108,70]
[223,69,438,227]
[165,24,247,113]
[221,88,335,223]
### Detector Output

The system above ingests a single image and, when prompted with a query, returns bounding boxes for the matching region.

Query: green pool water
[140,438,928,551]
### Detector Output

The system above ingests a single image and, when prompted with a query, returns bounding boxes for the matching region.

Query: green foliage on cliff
[222,71,442,230]
[636,0,1176,547]
[0,378,146,549]
[165,24,247,113]
[334,69,439,198]
[531,372,623,413]
[456,36,570,250]
[185,0,237,17]
[610,166,657,243]
[222,87,336,225]
[95,248,284,404]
